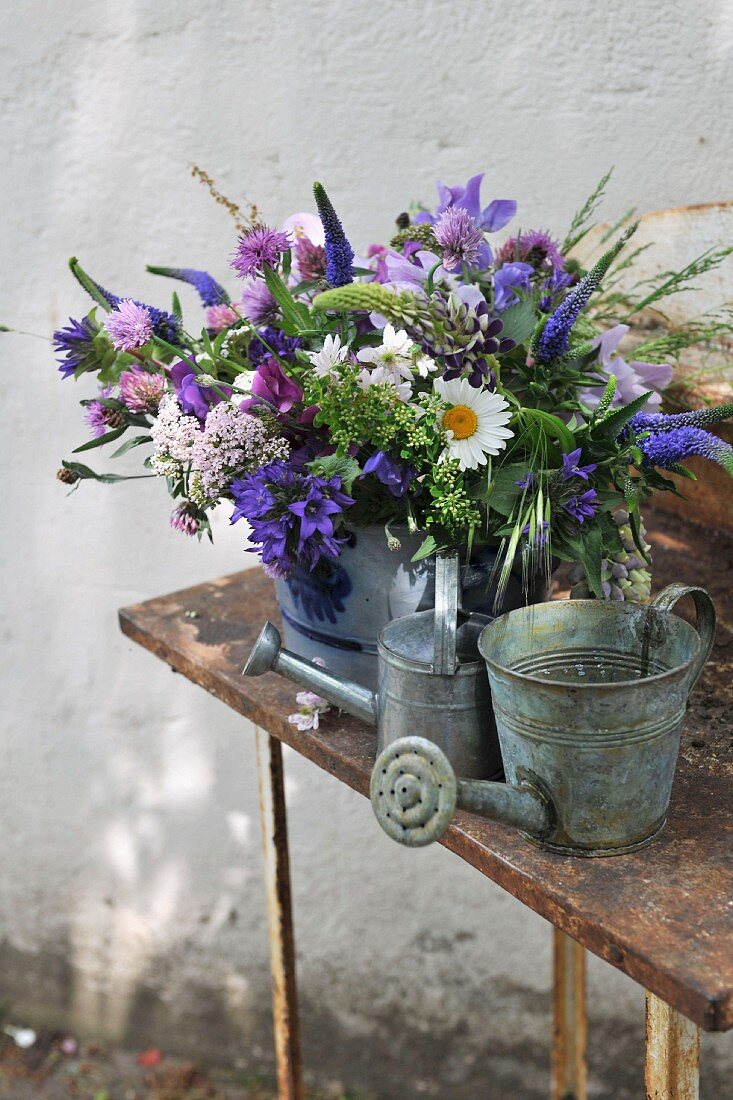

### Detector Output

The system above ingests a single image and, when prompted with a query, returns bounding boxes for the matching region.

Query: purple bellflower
[561,448,597,481]
[565,489,599,524]
[362,451,416,497]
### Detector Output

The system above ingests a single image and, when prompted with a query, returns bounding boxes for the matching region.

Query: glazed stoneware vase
[274,526,550,690]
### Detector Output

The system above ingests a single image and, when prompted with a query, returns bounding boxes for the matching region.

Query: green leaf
[68,257,112,310]
[497,296,537,345]
[61,460,154,484]
[72,426,127,453]
[308,454,362,494]
[110,434,152,458]
[593,391,654,440]
[411,534,438,562]
[478,463,528,516]
[262,265,311,333]
[520,408,576,452]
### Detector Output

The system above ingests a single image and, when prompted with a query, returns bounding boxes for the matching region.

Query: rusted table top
[119,508,733,1032]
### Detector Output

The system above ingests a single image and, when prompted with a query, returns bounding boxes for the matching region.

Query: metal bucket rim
[477,598,701,690]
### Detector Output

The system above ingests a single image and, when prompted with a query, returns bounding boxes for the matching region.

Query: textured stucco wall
[1,1,732,1096]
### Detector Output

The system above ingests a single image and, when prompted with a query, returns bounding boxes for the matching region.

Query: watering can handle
[433,552,460,674]
[651,584,716,690]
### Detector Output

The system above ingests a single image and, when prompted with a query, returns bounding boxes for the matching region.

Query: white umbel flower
[434,376,513,470]
[308,334,350,378]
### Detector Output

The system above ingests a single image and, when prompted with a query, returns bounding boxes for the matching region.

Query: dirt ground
[0,1033,366,1100]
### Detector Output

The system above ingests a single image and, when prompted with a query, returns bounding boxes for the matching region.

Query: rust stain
[119,504,733,1033]
[552,930,587,1100]
[645,991,700,1099]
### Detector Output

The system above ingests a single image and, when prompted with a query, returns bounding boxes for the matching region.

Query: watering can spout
[243,622,378,726]
[370,736,556,847]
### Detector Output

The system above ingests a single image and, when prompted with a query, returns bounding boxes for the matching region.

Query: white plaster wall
[1,1,732,1095]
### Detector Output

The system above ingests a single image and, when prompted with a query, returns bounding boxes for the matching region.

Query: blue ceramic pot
[274,525,550,690]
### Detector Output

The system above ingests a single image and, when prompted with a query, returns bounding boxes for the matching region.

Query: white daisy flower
[308,334,350,378]
[357,324,415,384]
[434,376,514,470]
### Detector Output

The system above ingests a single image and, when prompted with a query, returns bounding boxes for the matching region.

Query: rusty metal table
[119,509,733,1100]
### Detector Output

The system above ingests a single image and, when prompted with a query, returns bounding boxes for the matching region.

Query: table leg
[551,929,587,1100]
[255,726,304,1100]
[644,992,699,1100]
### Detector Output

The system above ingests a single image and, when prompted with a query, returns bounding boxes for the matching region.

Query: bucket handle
[433,552,460,675]
[651,583,716,690]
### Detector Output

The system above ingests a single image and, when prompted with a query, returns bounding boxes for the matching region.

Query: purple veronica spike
[628,403,733,436]
[313,182,354,287]
[69,261,181,344]
[231,226,293,279]
[146,266,230,307]
[636,426,733,474]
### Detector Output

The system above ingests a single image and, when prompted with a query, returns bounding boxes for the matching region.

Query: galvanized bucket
[478,584,716,855]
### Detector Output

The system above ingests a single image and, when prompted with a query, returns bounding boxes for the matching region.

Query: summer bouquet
[51,170,733,608]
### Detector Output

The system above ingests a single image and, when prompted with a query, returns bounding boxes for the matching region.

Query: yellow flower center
[443,404,478,440]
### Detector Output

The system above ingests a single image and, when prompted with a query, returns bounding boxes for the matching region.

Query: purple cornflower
[240,278,279,325]
[104,299,154,351]
[313,182,354,287]
[565,489,599,524]
[119,368,165,414]
[53,316,97,378]
[362,451,416,497]
[635,426,733,474]
[433,207,484,271]
[170,501,200,537]
[84,386,125,437]
[230,462,354,574]
[231,225,293,279]
[497,230,566,273]
[493,262,534,310]
[146,266,230,307]
[561,448,597,481]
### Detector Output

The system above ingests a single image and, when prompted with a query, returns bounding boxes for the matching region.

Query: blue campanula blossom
[565,488,599,524]
[561,448,597,481]
[146,265,230,307]
[313,182,355,287]
[230,462,355,575]
[362,451,416,497]
[493,262,534,310]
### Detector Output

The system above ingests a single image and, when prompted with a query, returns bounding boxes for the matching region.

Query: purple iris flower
[493,262,534,310]
[561,448,597,481]
[171,360,227,422]
[362,451,416,497]
[565,489,598,524]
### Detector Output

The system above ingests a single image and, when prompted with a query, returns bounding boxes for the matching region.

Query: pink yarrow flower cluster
[150,393,201,475]
[189,402,290,503]
[104,299,153,351]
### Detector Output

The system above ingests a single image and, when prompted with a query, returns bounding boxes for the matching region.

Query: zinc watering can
[243,554,503,780]
[370,584,716,856]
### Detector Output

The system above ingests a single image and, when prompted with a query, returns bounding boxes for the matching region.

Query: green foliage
[61,460,154,484]
[308,454,362,494]
[497,295,536,345]
[562,168,614,254]
[262,264,311,333]
[389,224,441,253]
